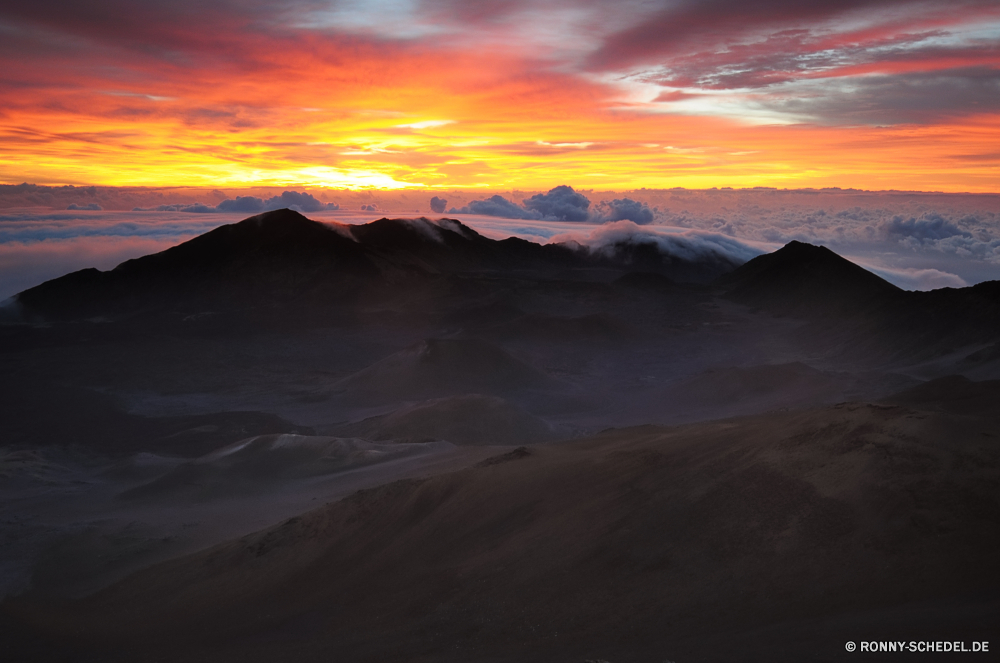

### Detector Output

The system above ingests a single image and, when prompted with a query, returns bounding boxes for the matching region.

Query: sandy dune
[118,434,449,502]
[4,380,998,662]
[331,394,560,445]
[332,338,563,404]
[0,438,505,603]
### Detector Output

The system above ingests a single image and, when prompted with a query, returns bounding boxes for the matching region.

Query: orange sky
[2,0,999,192]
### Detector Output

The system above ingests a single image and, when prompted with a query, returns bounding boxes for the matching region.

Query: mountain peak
[191,207,344,245]
[242,207,313,225]
[15,208,373,320]
[347,217,481,246]
[718,240,901,316]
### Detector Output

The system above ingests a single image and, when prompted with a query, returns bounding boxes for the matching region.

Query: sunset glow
[2,0,999,192]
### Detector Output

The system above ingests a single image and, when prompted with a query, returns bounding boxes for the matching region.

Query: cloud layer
[1,187,998,298]
[549,220,763,267]
[450,186,657,224]
[133,191,339,214]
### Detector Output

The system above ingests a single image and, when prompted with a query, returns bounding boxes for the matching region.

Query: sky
[1,2,999,299]
[2,0,999,191]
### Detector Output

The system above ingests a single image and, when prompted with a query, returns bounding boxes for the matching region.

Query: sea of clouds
[1,184,998,300]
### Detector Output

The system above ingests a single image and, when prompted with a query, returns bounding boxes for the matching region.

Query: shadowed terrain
[1,210,998,661]
[4,381,998,662]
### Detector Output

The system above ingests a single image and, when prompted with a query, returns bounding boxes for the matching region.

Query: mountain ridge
[9,212,1000,364]
[716,240,903,315]
[14,209,739,321]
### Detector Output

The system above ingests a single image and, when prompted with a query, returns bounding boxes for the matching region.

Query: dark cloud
[134,191,339,214]
[216,196,269,213]
[1,0,310,58]
[417,0,535,25]
[0,183,115,209]
[66,203,102,211]
[639,29,818,90]
[586,0,988,71]
[266,191,338,213]
[596,198,655,225]
[767,66,1000,125]
[450,188,653,224]
[883,213,972,243]
[449,195,542,220]
[582,1,999,125]
[932,234,1000,264]
[653,90,703,102]
[0,213,227,243]
[523,185,591,222]
[636,30,988,92]
[429,196,447,213]
[361,204,379,212]
[133,203,218,213]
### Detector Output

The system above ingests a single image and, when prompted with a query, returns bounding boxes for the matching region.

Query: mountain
[16,209,379,320]
[12,218,1000,367]
[717,240,1000,363]
[331,394,558,445]
[882,374,1000,414]
[716,240,902,316]
[3,216,1000,663]
[5,390,997,662]
[331,338,561,403]
[344,217,580,275]
[12,210,738,322]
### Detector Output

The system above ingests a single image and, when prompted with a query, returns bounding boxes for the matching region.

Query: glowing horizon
[2,1,999,192]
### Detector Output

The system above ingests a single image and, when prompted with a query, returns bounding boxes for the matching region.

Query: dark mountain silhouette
[1,379,310,456]
[883,374,1000,414]
[13,210,738,322]
[9,222,1000,367]
[900,280,1000,358]
[717,240,1000,362]
[333,338,560,404]
[716,240,902,316]
[3,216,1000,663]
[345,217,582,275]
[600,238,743,283]
[16,209,380,320]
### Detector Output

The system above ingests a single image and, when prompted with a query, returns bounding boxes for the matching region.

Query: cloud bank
[429,196,447,214]
[549,220,764,266]
[1,187,997,297]
[523,185,591,222]
[449,186,657,224]
[133,191,339,214]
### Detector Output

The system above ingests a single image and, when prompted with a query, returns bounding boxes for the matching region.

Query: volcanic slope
[4,377,998,663]
[330,394,559,445]
[331,338,562,403]
[12,210,738,323]
[4,215,1000,457]
[3,215,1000,662]
[717,241,1000,366]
